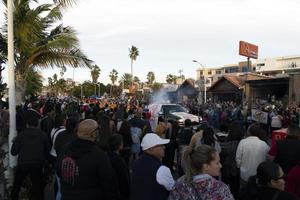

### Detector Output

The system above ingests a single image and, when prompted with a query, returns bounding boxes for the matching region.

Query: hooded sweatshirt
[57,138,119,200]
[11,127,50,165]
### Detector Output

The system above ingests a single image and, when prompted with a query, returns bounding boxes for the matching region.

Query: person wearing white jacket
[236,124,270,185]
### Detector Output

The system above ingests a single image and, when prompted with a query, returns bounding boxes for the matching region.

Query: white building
[254,55,300,76]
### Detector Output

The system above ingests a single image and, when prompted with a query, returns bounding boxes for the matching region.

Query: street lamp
[193,60,207,103]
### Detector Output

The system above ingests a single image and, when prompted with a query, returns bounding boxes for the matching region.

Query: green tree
[129,46,139,87]
[134,76,141,87]
[151,82,163,91]
[48,77,54,94]
[82,81,94,97]
[1,0,92,104]
[166,74,177,84]
[109,69,118,97]
[119,73,132,89]
[25,69,43,96]
[73,82,105,98]
[56,78,67,95]
[47,73,71,96]
[146,71,155,85]
[90,65,101,94]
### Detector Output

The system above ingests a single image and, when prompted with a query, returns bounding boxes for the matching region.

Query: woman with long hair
[242,161,297,200]
[97,114,112,151]
[118,120,133,167]
[169,145,234,200]
[201,127,221,153]
[220,123,243,199]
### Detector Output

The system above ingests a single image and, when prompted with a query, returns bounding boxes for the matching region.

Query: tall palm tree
[146,71,155,85]
[90,65,101,95]
[129,45,139,88]
[1,0,92,104]
[109,69,118,97]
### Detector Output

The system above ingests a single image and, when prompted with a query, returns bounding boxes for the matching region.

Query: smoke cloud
[150,89,171,105]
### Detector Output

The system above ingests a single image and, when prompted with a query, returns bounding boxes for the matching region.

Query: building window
[242,67,248,72]
[208,70,212,75]
[229,67,238,73]
[257,63,265,67]
[216,70,221,74]
[200,70,203,75]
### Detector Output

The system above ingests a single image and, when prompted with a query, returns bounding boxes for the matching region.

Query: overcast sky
[1,0,300,84]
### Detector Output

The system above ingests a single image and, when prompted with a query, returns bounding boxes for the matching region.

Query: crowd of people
[1,96,300,200]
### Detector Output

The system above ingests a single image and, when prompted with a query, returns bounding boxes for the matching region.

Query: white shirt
[236,136,270,181]
[156,165,175,191]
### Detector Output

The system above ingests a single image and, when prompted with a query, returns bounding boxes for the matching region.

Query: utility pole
[178,69,183,84]
[178,69,183,78]
[8,0,17,168]
[193,60,207,103]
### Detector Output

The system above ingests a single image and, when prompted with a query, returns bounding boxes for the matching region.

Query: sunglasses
[274,174,286,181]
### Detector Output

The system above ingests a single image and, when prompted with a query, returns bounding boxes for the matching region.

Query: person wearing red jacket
[286,157,300,199]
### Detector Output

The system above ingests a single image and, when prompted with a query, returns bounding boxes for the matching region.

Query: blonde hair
[182,145,217,184]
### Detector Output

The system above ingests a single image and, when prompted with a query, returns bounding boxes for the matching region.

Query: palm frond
[44,5,63,23]
[53,0,77,8]
[32,48,92,69]
[0,33,7,62]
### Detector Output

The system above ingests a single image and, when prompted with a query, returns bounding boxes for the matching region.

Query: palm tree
[119,73,132,89]
[134,76,141,87]
[166,74,177,84]
[90,65,101,95]
[25,69,43,96]
[109,69,118,97]
[129,46,139,87]
[146,71,155,85]
[1,0,92,104]
[56,78,67,95]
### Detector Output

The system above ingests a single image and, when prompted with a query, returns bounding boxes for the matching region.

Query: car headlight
[177,119,184,123]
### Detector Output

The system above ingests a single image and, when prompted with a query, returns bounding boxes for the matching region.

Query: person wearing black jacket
[54,117,78,157]
[176,119,193,176]
[11,111,50,200]
[108,134,130,200]
[56,119,119,200]
[40,102,55,141]
[268,123,300,175]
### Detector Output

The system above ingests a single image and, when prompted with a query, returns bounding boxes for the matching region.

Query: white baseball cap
[141,133,170,150]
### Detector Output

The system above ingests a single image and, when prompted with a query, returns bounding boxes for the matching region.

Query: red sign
[239,41,258,59]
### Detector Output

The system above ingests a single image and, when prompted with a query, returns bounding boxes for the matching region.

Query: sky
[1,0,300,84]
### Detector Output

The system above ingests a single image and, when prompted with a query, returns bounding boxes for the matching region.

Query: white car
[148,104,201,129]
